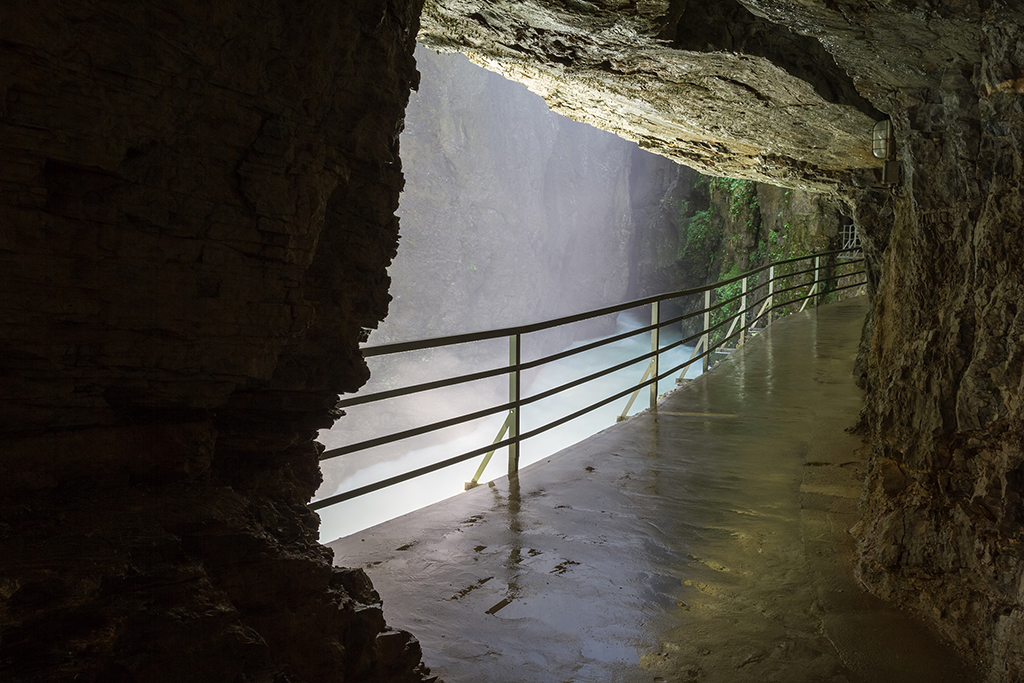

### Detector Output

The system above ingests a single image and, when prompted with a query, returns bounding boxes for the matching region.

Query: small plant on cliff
[710,177,758,221]
[681,208,717,265]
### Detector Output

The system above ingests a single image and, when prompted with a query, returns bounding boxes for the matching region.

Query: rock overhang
[417,0,987,193]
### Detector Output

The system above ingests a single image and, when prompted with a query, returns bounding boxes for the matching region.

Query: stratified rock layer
[418,1,1024,680]
[419,0,884,191]
[0,1,433,681]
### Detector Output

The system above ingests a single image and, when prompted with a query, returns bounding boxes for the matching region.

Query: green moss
[680,208,717,264]
[710,177,758,221]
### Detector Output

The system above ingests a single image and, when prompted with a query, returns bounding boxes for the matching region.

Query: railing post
[508,333,520,475]
[814,256,821,308]
[650,301,660,409]
[739,276,748,346]
[767,265,775,324]
[701,289,711,373]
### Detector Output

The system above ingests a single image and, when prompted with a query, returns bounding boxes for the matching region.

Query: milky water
[314,310,705,543]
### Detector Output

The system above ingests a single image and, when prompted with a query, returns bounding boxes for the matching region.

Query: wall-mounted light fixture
[872,119,900,185]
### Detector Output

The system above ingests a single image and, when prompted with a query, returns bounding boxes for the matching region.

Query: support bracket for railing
[678,335,705,384]
[814,256,821,308]
[650,301,660,410]
[798,283,818,312]
[799,256,821,312]
[465,412,513,490]
[739,276,748,347]
[618,359,653,422]
[701,290,711,373]
[508,333,521,475]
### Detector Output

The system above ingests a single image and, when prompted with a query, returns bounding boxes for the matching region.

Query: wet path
[328,298,979,683]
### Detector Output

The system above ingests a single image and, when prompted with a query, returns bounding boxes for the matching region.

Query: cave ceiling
[418,0,983,192]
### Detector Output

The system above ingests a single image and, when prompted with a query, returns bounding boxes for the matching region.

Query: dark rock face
[1,1,433,681]
[851,10,1024,681]
[418,0,1024,680]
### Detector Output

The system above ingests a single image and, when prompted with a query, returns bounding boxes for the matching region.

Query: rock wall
[850,11,1024,682]
[417,1,1024,680]
[633,175,849,298]
[0,1,434,681]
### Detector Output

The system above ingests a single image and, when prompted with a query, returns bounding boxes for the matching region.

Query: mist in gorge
[313,47,849,543]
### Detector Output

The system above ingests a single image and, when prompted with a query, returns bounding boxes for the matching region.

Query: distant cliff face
[378,47,635,342]
[380,47,848,344]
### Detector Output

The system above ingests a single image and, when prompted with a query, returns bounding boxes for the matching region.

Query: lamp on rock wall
[872,119,900,185]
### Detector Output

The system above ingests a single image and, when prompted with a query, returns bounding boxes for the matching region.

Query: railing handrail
[312,250,867,511]
[361,247,858,357]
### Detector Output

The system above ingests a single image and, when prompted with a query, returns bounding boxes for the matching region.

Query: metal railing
[309,249,865,512]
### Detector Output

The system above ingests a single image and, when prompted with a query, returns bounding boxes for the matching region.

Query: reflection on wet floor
[328,298,980,683]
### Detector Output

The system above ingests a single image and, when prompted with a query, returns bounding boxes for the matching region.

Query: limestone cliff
[419,0,885,191]
[849,12,1024,681]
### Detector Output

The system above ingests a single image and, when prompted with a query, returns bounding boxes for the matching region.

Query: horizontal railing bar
[314,356,700,507]
[746,258,861,287]
[321,400,515,460]
[770,268,866,301]
[776,265,865,295]
[522,346,662,406]
[362,250,862,357]
[520,320,660,371]
[326,316,729,463]
[767,263,820,280]
[336,364,513,408]
[772,278,823,300]
[828,278,868,294]
[311,434,522,508]
[327,345,669,461]
[339,282,777,411]
[344,316,679,411]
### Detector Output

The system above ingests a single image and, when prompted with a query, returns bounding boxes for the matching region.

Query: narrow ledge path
[329,297,980,683]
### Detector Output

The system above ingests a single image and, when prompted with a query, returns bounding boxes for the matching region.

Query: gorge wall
[0,2,434,681]
[382,46,849,344]
[417,1,1024,680]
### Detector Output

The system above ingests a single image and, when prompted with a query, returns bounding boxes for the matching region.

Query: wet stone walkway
[328,298,979,683]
